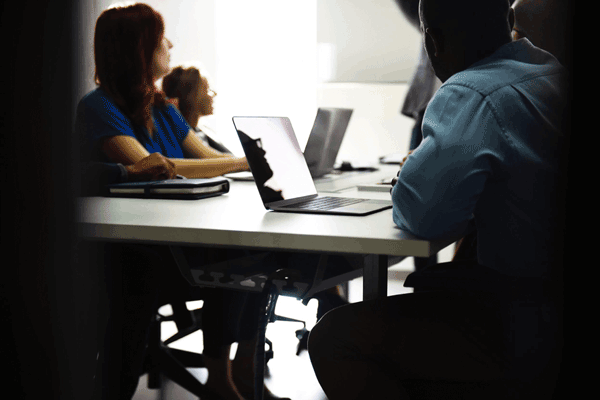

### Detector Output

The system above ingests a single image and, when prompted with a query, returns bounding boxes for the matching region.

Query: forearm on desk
[101,135,247,178]
[171,157,248,178]
[175,132,249,177]
[182,131,231,159]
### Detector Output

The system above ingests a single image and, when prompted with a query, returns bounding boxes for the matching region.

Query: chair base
[144,344,206,395]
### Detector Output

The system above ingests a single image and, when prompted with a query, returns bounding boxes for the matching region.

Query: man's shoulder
[445,39,566,97]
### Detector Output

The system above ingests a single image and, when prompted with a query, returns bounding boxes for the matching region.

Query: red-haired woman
[75,4,284,400]
[76,3,248,178]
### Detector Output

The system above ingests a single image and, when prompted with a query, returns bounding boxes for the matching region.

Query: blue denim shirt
[391,39,568,277]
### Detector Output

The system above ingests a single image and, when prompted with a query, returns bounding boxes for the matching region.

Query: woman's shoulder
[78,87,113,112]
[162,101,182,117]
[77,88,129,119]
[162,103,191,128]
[76,87,135,133]
[79,87,113,106]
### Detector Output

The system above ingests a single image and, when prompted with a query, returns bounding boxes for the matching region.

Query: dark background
[1,1,575,399]
[1,1,95,398]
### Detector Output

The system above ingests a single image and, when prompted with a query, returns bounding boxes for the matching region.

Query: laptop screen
[233,117,317,204]
[304,108,353,177]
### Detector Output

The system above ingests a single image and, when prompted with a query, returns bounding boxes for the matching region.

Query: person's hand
[125,153,177,182]
[399,149,414,169]
[390,150,414,189]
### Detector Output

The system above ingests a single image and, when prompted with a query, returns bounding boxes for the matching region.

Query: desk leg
[363,255,388,301]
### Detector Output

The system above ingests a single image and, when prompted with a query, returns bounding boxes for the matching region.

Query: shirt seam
[440,82,540,170]
[445,69,563,98]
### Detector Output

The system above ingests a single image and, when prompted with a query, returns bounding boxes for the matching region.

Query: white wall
[317,82,414,164]
[318,0,422,83]
[213,1,317,154]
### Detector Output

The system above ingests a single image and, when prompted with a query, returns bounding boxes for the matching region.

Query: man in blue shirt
[308,1,568,399]
[391,0,568,279]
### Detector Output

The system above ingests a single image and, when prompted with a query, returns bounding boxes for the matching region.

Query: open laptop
[303,107,353,178]
[226,108,352,181]
[232,116,392,216]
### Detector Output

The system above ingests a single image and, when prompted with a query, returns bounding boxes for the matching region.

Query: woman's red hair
[94,3,167,133]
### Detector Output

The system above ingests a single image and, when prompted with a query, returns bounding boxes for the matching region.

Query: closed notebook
[107,177,229,200]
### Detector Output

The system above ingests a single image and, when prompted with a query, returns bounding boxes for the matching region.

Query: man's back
[392,38,569,278]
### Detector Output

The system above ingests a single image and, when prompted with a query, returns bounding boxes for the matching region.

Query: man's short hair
[420,0,512,37]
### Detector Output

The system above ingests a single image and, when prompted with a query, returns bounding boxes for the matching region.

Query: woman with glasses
[161,65,294,400]
[162,66,232,155]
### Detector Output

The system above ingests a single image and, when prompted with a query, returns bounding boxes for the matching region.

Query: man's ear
[425,27,443,57]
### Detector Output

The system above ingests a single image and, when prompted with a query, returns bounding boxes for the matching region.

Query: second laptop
[232,116,392,216]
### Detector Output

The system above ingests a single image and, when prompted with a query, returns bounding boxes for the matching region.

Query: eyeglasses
[207,88,217,98]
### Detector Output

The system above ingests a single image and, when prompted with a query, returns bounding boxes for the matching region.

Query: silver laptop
[225,108,352,181]
[232,116,392,216]
[304,107,353,178]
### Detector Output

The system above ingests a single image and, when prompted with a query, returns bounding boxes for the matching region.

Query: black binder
[106,177,230,200]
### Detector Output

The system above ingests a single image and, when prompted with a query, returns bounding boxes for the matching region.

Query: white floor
[132,244,456,400]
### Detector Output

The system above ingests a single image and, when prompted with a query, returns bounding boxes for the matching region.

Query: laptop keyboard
[281,196,365,211]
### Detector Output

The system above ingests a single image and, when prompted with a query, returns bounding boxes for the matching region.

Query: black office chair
[295,286,349,355]
[142,287,307,397]
[142,291,207,396]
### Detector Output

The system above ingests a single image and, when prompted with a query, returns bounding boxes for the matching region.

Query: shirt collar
[470,38,561,70]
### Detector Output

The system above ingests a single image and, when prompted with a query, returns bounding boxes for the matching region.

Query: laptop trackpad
[338,201,392,213]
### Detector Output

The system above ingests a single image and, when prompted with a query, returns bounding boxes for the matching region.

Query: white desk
[77,167,461,400]
[77,166,457,300]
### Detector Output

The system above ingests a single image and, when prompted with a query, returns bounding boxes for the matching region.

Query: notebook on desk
[232,116,392,216]
[225,107,353,181]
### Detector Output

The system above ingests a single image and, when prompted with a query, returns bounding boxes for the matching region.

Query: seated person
[160,65,294,400]
[79,155,187,400]
[162,65,232,154]
[75,8,248,178]
[77,4,317,400]
[450,0,572,262]
[308,0,568,399]
[511,0,570,69]
[81,154,280,400]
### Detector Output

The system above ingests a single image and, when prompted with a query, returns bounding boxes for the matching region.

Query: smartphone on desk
[377,178,394,185]
[356,177,395,193]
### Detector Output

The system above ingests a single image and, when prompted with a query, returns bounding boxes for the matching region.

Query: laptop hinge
[266,194,318,209]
